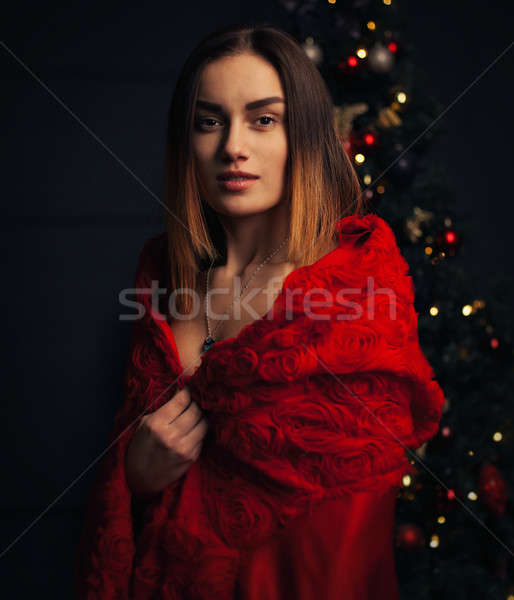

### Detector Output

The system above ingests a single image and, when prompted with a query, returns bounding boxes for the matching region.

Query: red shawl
[74,213,445,599]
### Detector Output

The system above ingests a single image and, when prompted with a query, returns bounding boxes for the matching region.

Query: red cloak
[74,212,445,599]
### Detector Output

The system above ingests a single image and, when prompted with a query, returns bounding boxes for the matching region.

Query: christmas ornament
[396,524,425,550]
[436,484,459,514]
[368,42,395,73]
[389,151,416,186]
[333,103,369,144]
[478,462,507,517]
[434,226,461,256]
[405,206,435,243]
[302,36,323,65]
[377,105,403,128]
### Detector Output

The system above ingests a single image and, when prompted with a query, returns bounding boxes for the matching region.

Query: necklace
[202,235,290,353]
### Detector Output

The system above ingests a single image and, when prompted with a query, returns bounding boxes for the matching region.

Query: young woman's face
[192,52,288,218]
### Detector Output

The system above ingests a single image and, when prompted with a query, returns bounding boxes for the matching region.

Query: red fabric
[74,212,445,599]
[236,488,399,600]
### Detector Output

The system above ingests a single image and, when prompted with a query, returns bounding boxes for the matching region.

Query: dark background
[2,1,513,596]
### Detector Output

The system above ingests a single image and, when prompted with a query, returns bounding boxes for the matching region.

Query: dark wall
[2,1,512,596]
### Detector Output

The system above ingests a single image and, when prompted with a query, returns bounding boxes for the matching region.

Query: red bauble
[436,484,460,513]
[396,523,425,550]
[348,128,379,154]
[434,227,461,256]
[478,462,507,517]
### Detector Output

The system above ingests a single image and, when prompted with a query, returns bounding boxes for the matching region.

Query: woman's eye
[195,115,278,130]
[256,115,277,127]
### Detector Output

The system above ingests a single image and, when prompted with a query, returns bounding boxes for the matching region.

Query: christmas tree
[272,1,514,598]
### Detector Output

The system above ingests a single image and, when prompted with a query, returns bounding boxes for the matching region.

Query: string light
[354,153,365,164]
[396,91,407,104]
[429,306,439,316]
[462,304,472,316]
[356,48,367,59]
[363,174,372,185]
[437,516,446,524]
[425,246,433,255]
[402,474,412,487]
[467,491,478,501]
[367,21,376,30]
[493,431,503,442]
[429,534,439,548]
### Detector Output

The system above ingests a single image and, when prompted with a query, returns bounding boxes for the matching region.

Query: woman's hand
[125,386,209,499]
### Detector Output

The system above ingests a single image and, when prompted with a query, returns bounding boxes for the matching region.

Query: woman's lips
[217,178,259,192]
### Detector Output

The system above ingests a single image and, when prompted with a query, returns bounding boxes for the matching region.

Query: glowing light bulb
[462,305,472,316]
[467,491,477,501]
[429,306,439,316]
[354,153,365,164]
[429,534,439,548]
[402,475,412,487]
[493,431,502,442]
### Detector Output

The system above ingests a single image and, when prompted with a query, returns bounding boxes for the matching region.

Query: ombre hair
[162,22,367,314]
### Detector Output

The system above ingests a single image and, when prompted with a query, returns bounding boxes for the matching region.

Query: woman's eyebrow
[196,96,285,112]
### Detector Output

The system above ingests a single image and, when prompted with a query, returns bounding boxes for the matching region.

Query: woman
[74,23,445,599]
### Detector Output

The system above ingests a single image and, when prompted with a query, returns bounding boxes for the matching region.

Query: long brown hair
[162,22,367,314]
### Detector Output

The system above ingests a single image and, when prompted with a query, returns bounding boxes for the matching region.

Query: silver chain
[203,235,290,349]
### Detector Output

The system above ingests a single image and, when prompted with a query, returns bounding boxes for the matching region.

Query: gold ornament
[333,102,369,141]
[405,206,435,243]
[377,105,402,128]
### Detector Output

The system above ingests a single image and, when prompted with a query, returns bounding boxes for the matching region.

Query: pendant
[202,337,216,353]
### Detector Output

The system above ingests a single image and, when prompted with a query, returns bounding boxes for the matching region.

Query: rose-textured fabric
[74,212,445,599]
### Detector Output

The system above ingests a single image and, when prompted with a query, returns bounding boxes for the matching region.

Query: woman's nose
[221,120,249,159]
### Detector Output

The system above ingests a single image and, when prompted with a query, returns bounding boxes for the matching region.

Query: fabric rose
[257,346,318,382]
[228,347,259,383]
[204,470,277,548]
[316,322,381,372]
